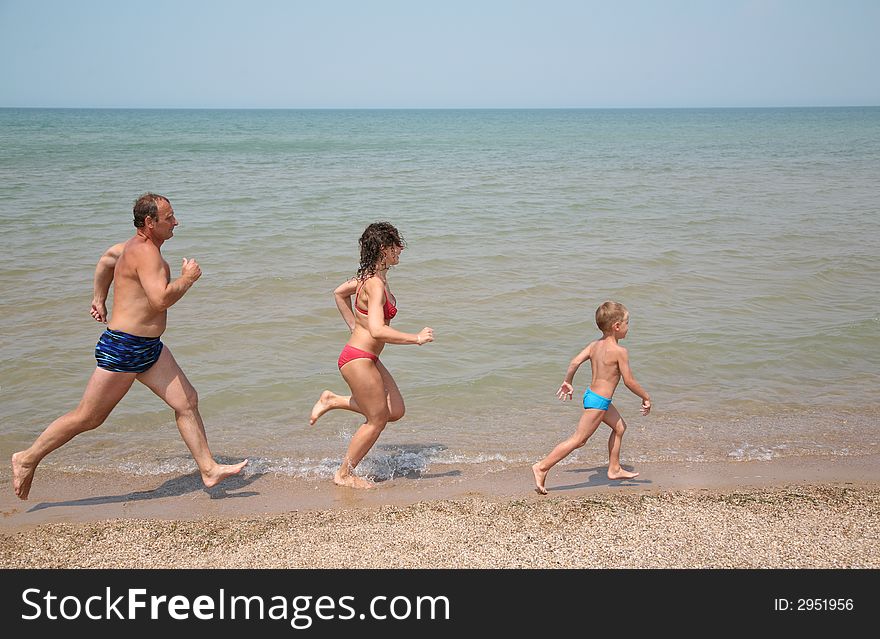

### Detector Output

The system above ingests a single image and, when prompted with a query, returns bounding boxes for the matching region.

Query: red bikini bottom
[338,344,379,369]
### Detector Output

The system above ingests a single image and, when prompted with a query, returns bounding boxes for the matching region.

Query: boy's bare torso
[587,337,625,398]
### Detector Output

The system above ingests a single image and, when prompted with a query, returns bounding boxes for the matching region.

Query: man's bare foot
[202,459,248,488]
[309,390,336,425]
[334,473,375,489]
[607,468,639,480]
[12,452,36,500]
[532,463,548,495]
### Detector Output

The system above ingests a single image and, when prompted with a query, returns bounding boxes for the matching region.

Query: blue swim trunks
[95,329,163,373]
[583,389,612,411]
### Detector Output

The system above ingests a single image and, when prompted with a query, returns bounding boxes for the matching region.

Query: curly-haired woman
[310,222,434,488]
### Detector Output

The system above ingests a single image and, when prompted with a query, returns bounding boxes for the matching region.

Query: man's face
[151,199,179,240]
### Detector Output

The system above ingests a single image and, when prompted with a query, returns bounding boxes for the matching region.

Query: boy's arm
[90,242,125,323]
[557,343,592,400]
[618,347,652,415]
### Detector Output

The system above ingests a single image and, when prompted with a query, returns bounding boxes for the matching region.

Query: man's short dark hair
[133,193,169,228]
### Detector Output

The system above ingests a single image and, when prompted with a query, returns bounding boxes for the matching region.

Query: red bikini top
[355,279,397,321]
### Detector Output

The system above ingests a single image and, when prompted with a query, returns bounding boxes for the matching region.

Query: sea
[1,107,878,484]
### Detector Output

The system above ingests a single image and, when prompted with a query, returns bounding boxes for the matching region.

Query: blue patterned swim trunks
[94,329,163,373]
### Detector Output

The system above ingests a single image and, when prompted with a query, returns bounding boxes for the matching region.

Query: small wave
[726,442,861,462]
[54,457,200,477]
[727,444,783,462]
[52,449,529,480]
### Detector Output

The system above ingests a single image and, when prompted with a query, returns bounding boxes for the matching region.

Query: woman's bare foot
[532,463,548,495]
[12,452,36,500]
[202,459,248,488]
[310,390,336,425]
[607,467,639,480]
[334,473,375,489]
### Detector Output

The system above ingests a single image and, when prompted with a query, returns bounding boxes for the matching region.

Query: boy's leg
[532,409,605,494]
[136,347,247,488]
[603,404,638,480]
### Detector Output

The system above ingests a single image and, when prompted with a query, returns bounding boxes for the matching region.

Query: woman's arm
[363,278,432,345]
[334,278,358,332]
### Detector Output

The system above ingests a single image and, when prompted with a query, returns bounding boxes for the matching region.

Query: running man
[12,193,247,499]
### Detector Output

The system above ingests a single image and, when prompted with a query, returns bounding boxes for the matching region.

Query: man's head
[133,193,177,241]
[133,193,171,228]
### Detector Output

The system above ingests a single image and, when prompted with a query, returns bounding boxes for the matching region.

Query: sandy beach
[1,455,878,569]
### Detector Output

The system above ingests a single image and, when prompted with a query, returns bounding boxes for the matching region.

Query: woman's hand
[416,327,434,345]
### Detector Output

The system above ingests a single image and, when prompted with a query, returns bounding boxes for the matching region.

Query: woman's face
[381,243,403,268]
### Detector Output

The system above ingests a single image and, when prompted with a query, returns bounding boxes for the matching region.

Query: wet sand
[1,455,878,568]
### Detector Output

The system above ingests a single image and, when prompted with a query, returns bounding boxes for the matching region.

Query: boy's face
[615,314,630,338]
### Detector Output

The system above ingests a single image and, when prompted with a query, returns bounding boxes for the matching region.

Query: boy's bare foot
[607,468,639,480]
[310,390,335,425]
[532,463,548,495]
[202,459,248,488]
[12,452,36,500]
[334,473,375,489]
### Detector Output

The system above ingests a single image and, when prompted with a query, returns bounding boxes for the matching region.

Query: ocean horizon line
[2,104,879,111]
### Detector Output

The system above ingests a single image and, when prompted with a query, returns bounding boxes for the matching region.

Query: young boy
[532,301,651,495]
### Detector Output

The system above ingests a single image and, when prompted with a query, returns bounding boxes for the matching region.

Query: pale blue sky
[1,0,878,108]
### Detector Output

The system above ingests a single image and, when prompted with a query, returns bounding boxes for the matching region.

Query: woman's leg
[335,359,391,488]
[309,389,356,425]
[310,359,405,424]
[375,359,405,422]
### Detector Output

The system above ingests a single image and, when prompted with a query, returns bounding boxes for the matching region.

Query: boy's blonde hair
[595,301,628,333]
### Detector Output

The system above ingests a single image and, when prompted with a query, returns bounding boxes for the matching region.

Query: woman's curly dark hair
[356,222,405,280]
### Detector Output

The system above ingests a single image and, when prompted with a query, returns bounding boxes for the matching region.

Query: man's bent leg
[137,347,246,487]
[12,368,137,499]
